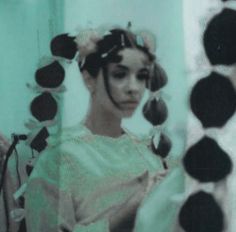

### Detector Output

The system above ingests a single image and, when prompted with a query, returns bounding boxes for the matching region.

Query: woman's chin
[121,109,137,118]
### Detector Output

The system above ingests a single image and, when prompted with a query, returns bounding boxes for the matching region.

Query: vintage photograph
[0,0,235,231]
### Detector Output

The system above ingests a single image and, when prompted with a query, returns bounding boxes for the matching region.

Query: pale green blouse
[25,122,184,232]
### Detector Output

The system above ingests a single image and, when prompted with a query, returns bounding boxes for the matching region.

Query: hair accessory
[79,57,86,69]
[137,30,156,53]
[150,90,161,101]
[74,25,157,70]
[143,97,168,126]
[101,45,118,58]
[74,29,103,59]
[24,119,57,130]
[50,33,77,60]
[142,51,171,168]
[151,130,161,149]
[148,63,168,91]
[30,92,58,121]
[148,125,162,137]
[37,56,72,69]
[151,133,172,158]
[136,35,145,47]
[121,34,125,47]
[26,83,66,94]
[127,21,132,30]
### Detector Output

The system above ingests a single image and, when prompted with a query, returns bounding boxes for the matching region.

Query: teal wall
[0,0,64,138]
[63,0,188,157]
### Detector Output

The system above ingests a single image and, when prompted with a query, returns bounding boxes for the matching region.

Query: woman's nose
[126,75,140,94]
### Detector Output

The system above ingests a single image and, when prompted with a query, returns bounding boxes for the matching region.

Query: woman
[25,27,169,232]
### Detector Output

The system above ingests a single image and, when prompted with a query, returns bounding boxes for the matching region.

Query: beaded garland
[179,2,236,232]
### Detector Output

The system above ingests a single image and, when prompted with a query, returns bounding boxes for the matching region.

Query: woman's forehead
[115,48,150,69]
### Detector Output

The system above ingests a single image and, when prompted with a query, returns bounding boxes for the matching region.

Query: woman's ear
[81,70,96,94]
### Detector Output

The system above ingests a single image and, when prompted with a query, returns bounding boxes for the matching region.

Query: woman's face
[91,48,151,118]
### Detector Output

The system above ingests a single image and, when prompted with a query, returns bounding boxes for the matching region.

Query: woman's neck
[84,106,123,138]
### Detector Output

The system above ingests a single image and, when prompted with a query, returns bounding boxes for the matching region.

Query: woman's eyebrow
[139,67,149,72]
[115,64,129,70]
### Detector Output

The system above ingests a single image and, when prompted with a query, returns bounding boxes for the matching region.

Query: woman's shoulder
[35,121,116,169]
[27,128,90,188]
[47,122,89,147]
[29,123,88,170]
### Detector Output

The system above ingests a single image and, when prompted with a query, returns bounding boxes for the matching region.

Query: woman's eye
[137,73,149,81]
[112,71,127,79]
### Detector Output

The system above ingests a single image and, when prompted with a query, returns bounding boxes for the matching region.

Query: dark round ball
[179,191,224,232]
[190,72,236,128]
[143,98,168,126]
[203,8,236,65]
[151,133,172,158]
[30,92,58,121]
[148,63,168,91]
[183,136,232,182]
[35,61,65,88]
[50,33,77,59]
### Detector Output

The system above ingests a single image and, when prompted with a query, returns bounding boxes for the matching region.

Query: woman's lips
[120,101,139,109]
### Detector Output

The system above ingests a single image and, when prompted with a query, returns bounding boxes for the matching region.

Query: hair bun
[35,61,65,88]
[148,63,168,91]
[50,34,77,60]
[30,92,58,121]
[143,98,168,126]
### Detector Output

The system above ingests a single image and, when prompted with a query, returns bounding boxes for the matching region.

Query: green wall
[0,0,64,138]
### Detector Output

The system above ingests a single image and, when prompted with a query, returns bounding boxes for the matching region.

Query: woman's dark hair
[79,29,155,76]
